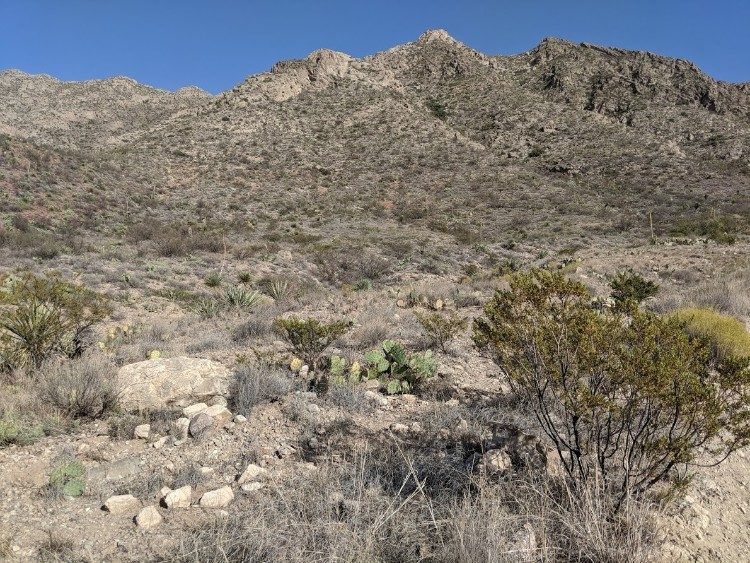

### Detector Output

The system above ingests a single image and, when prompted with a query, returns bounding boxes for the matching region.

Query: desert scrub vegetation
[671,307,750,359]
[474,269,750,509]
[229,360,295,415]
[0,272,110,371]
[609,268,659,308]
[415,311,468,353]
[273,316,351,371]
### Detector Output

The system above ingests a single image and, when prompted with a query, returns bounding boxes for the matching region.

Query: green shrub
[0,272,110,370]
[426,97,448,120]
[364,340,437,394]
[609,269,659,307]
[273,317,351,370]
[671,307,750,359]
[415,311,467,353]
[473,269,750,509]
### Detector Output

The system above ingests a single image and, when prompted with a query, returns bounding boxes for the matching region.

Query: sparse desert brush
[204,272,223,287]
[0,272,110,370]
[415,311,467,353]
[671,307,750,359]
[229,361,294,415]
[38,353,119,419]
[474,269,750,509]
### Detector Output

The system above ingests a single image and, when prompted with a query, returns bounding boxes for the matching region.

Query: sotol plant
[364,340,437,394]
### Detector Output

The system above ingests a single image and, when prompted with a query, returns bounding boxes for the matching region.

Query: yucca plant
[262,279,289,301]
[225,287,263,310]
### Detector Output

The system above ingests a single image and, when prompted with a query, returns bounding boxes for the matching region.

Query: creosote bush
[474,269,750,509]
[415,311,467,353]
[0,272,110,370]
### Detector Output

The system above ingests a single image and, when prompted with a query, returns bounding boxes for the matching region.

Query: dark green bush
[273,317,351,370]
[609,268,659,307]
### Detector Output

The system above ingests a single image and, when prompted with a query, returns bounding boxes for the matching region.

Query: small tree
[415,311,467,353]
[273,316,350,370]
[474,269,750,509]
[0,273,110,370]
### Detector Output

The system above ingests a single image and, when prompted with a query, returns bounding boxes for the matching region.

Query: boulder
[172,417,190,441]
[199,486,235,508]
[117,357,230,410]
[163,485,192,508]
[135,505,162,530]
[189,413,215,439]
[103,494,141,515]
[479,449,512,475]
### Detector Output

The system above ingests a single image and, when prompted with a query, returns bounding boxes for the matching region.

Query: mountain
[1,30,748,266]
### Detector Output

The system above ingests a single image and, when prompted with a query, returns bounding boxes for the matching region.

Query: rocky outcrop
[116,357,230,411]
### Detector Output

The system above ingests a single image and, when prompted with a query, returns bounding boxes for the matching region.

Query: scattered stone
[306,403,321,414]
[480,449,512,475]
[183,403,208,418]
[159,487,172,498]
[299,365,310,378]
[135,505,162,530]
[233,415,247,424]
[237,463,267,484]
[199,486,235,508]
[241,482,265,493]
[410,422,422,433]
[163,486,192,508]
[172,417,190,440]
[204,404,233,424]
[208,396,228,407]
[364,390,388,407]
[151,436,169,449]
[189,413,215,438]
[133,424,150,440]
[103,494,141,515]
[390,422,409,433]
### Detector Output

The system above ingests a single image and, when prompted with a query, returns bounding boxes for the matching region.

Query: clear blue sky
[1,0,748,93]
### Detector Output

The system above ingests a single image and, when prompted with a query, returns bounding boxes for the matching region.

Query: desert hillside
[0,30,749,562]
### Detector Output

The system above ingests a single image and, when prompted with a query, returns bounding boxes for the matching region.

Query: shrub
[609,268,659,307]
[473,269,750,509]
[364,340,438,394]
[230,361,294,415]
[0,272,110,370]
[415,311,467,353]
[426,97,448,120]
[671,307,750,359]
[39,354,119,419]
[273,317,351,370]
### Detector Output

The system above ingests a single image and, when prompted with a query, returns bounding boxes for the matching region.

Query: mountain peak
[417,29,460,45]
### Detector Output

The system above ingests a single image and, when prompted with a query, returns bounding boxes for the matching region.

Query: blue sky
[1,1,748,93]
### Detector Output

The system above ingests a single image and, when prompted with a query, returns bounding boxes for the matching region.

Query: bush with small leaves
[273,317,351,370]
[364,340,437,394]
[0,272,110,370]
[39,354,119,419]
[473,269,750,510]
[609,268,659,308]
[415,311,467,353]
